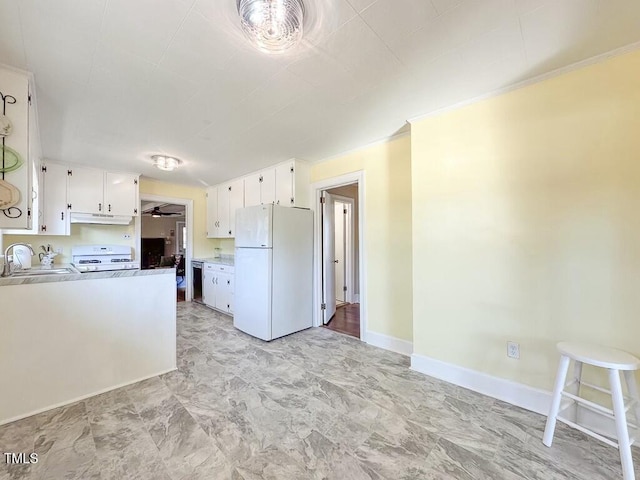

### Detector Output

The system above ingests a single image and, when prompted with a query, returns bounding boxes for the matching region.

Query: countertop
[0,266,174,287]
[192,255,234,266]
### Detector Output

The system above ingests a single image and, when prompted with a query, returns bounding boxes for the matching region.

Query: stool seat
[557,341,640,371]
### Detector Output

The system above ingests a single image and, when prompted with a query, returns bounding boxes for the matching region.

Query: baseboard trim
[366,331,413,356]
[410,353,639,447]
[411,353,551,415]
[0,366,177,426]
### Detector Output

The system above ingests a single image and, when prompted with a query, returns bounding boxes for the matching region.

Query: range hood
[70,213,133,225]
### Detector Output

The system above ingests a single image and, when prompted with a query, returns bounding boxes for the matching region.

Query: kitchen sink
[10,266,80,276]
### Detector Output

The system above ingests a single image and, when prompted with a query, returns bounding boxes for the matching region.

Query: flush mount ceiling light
[151,155,182,171]
[237,0,305,54]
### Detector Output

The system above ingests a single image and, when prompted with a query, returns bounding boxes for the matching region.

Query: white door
[41,162,69,236]
[202,264,216,308]
[244,173,262,207]
[68,166,103,214]
[228,178,244,237]
[206,186,218,238]
[334,201,346,303]
[105,172,137,216]
[260,169,276,205]
[275,162,293,206]
[218,183,231,237]
[322,192,336,324]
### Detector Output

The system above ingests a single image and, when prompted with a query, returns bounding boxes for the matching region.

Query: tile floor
[1,302,638,479]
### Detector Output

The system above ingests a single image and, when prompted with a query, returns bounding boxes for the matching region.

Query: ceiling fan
[143,206,182,217]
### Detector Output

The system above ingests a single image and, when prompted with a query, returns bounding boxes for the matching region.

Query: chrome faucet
[2,243,35,277]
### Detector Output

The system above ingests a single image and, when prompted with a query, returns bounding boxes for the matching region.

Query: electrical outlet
[123,234,132,239]
[507,341,520,359]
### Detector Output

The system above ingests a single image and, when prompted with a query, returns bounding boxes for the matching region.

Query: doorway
[313,172,365,340]
[136,194,194,305]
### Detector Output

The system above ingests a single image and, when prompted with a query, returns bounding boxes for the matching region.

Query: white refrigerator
[234,204,313,341]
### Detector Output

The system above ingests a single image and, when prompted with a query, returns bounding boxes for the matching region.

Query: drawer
[205,263,234,273]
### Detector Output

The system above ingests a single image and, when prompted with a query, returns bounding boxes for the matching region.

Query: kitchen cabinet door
[260,168,276,205]
[244,173,261,207]
[68,166,103,214]
[275,162,294,207]
[217,183,231,238]
[40,162,69,235]
[202,266,216,308]
[105,172,138,216]
[215,272,232,312]
[0,68,32,229]
[206,186,218,238]
[228,178,243,237]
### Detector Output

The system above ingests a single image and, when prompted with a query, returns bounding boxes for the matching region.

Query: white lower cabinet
[202,263,234,315]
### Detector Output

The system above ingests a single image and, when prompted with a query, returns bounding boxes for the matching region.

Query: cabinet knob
[228,230,231,235]
[227,280,230,285]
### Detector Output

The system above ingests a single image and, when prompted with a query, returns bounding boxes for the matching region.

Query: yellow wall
[139,178,217,258]
[311,135,413,342]
[410,49,640,390]
[3,223,135,264]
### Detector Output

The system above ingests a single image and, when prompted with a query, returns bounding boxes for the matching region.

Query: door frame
[311,171,366,341]
[331,194,355,305]
[136,194,194,302]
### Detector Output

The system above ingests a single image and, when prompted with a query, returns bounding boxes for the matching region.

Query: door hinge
[290,197,294,204]
[228,186,232,191]
[41,225,46,232]
[28,94,32,105]
[134,178,138,185]
[344,208,347,214]
[259,175,263,183]
[343,286,347,292]
[134,208,138,214]
[41,165,47,173]
[320,196,325,204]
[27,208,31,217]
[67,169,72,176]
[67,203,72,210]
[321,303,326,310]
[290,166,294,173]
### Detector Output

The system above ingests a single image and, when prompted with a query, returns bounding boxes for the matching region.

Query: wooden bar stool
[543,342,640,480]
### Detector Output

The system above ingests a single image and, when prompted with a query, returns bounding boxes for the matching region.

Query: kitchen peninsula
[0,268,176,424]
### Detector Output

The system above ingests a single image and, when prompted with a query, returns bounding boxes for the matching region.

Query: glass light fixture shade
[237,0,305,54]
[151,155,182,171]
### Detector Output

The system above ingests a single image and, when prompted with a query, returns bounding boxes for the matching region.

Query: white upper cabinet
[244,169,275,207]
[68,166,103,214]
[206,178,244,238]
[68,166,139,216]
[0,68,34,230]
[275,160,309,208]
[228,178,243,237]
[206,186,219,238]
[40,162,69,236]
[104,172,138,216]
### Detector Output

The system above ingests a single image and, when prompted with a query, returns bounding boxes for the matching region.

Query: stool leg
[609,368,635,480]
[623,370,640,430]
[543,355,571,447]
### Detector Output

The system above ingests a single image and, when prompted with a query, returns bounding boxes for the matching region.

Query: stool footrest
[557,416,619,449]
[560,391,614,417]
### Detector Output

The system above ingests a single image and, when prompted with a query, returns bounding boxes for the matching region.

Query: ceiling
[141,202,185,217]
[1,0,639,187]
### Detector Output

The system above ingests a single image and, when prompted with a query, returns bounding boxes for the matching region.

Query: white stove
[71,245,140,273]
